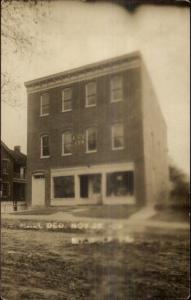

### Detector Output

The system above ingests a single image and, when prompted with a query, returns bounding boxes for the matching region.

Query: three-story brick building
[25,52,169,207]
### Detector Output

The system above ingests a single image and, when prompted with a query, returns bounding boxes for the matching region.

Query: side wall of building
[141,62,169,205]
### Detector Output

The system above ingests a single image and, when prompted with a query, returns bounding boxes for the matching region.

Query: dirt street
[1,227,189,300]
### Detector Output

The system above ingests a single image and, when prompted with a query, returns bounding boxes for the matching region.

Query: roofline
[1,141,12,154]
[24,51,141,88]
[1,141,26,158]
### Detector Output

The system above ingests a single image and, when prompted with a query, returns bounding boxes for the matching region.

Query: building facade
[1,142,27,212]
[25,52,169,207]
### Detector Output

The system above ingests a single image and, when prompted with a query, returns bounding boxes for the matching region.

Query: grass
[1,227,189,300]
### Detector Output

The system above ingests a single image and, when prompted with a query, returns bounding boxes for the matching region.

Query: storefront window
[54,176,74,198]
[106,171,134,196]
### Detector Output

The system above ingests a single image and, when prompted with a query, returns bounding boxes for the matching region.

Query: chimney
[14,146,21,153]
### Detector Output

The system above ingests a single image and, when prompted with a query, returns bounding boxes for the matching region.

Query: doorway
[80,174,101,201]
[32,174,45,206]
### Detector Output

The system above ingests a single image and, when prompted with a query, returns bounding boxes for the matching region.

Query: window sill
[111,99,123,103]
[62,153,72,157]
[86,150,97,154]
[40,114,49,117]
[62,109,72,113]
[40,156,50,159]
[112,147,124,151]
[85,104,96,108]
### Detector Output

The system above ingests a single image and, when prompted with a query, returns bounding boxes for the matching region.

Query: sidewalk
[126,206,190,230]
[2,205,190,232]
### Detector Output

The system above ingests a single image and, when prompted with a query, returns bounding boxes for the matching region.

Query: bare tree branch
[1,0,51,107]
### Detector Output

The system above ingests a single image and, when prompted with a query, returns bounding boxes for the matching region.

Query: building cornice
[25,52,141,94]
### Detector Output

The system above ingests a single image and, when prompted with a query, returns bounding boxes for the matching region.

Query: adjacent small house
[0,141,27,212]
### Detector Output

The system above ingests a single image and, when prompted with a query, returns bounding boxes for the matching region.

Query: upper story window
[62,131,72,156]
[86,127,97,153]
[111,123,124,150]
[40,93,50,116]
[110,75,123,103]
[41,135,50,158]
[2,159,9,175]
[85,81,96,107]
[20,167,25,179]
[62,88,72,112]
[2,182,9,198]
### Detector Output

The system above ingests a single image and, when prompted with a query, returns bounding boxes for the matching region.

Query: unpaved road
[1,228,189,300]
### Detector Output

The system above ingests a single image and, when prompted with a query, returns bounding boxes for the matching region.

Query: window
[41,135,50,158]
[112,124,124,150]
[80,174,101,198]
[2,160,9,174]
[54,176,75,198]
[86,127,97,153]
[110,75,123,102]
[40,93,49,116]
[106,171,134,196]
[2,182,9,198]
[85,82,96,107]
[62,88,72,112]
[20,167,25,179]
[62,131,72,156]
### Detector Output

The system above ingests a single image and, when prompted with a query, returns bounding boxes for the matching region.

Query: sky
[1,1,190,175]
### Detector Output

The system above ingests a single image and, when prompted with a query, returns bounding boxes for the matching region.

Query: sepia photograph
[1,0,190,299]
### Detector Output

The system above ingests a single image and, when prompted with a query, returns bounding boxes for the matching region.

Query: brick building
[1,142,26,212]
[25,52,169,207]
